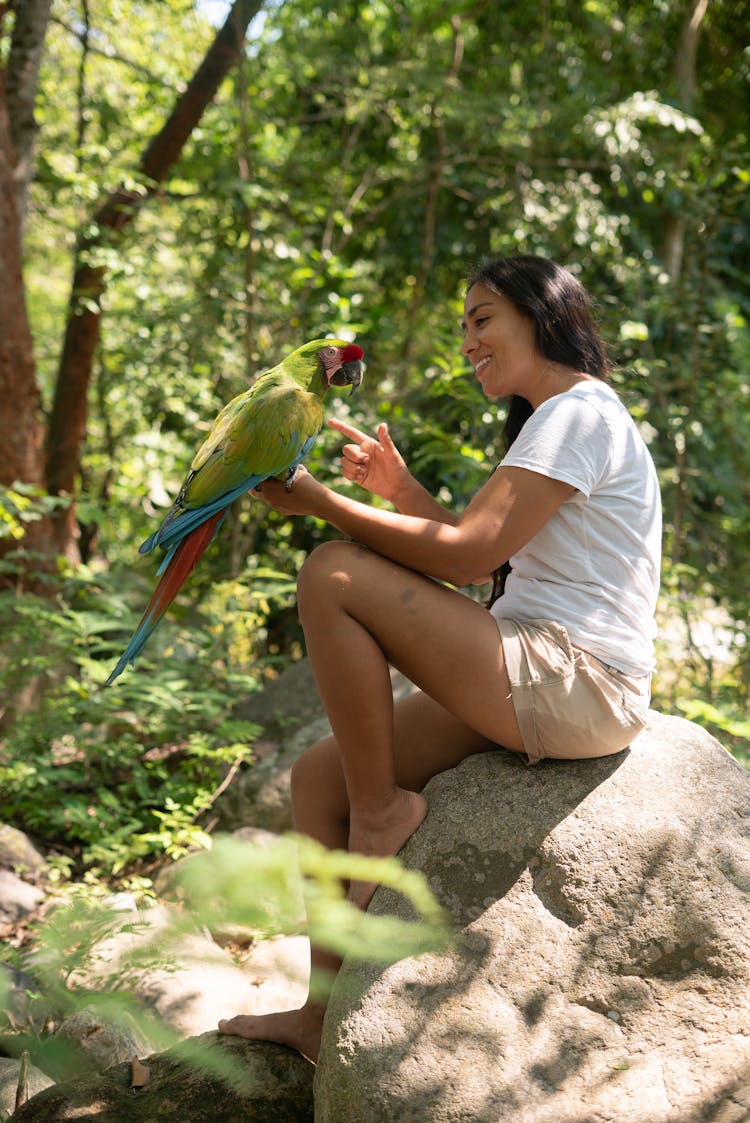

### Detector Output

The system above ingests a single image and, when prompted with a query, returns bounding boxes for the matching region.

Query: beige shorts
[494,616,650,766]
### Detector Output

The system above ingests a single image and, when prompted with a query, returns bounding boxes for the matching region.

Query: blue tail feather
[139,473,267,556]
[140,435,318,557]
[105,608,159,686]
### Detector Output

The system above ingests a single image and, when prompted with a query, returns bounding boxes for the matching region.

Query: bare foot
[217,1003,325,1064]
[347,787,428,910]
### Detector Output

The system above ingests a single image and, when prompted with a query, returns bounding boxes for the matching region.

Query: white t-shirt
[491,381,661,675]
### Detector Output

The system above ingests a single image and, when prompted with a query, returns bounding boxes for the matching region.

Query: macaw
[106,338,364,685]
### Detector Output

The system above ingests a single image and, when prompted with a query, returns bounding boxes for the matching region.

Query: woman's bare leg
[295,541,522,906]
[218,691,501,1059]
[219,541,523,1058]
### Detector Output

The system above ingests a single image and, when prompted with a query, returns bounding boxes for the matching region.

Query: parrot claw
[284,465,301,491]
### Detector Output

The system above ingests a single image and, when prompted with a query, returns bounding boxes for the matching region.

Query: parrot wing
[140,373,324,557]
[106,380,323,686]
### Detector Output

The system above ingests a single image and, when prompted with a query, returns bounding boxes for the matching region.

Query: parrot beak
[329,358,364,394]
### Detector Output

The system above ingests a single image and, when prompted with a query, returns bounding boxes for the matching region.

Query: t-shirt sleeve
[499,393,612,498]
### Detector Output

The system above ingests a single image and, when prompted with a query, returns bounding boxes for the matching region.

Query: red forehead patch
[341,344,364,362]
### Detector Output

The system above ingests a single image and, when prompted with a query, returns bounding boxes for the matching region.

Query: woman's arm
[328,419,457,525]
[254,463,575,588]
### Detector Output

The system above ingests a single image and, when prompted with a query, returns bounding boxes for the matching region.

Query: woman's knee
[297,540,365,614]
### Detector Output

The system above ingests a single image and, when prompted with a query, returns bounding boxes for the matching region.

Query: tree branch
[50,13,165,84]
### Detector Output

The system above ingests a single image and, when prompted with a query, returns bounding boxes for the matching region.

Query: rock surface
[0,825,48,881]
[5,694,749,1123]
[70,898,305,1041]
[0,870,44,924]
[52,1008,150,1075]
[0,1056,54,1118]
[8,1033,314,1122]
[315,711,750,1123]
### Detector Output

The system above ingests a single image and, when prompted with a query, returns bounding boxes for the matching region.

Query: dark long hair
[467,255,611,603]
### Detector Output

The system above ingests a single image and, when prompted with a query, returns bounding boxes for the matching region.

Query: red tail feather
[105,510,225,685]
[141,511,225,630]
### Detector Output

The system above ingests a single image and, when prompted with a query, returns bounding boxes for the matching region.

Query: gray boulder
[67,898,272,1041]
[315,711,750,1123]
[8,1033,313,1122]
[52,1007,151,1075]
[0,1057,54,1118]
[0,870,44,924]
[0,824,48,881]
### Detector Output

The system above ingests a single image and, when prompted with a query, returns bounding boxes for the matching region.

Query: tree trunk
[0,74,42,487]
[4,0,53,230]
[0,68,55,580]
[661,0,709,282]
[44,0,264,559]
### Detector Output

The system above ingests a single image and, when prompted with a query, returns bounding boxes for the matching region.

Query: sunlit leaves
[16,0,750,753]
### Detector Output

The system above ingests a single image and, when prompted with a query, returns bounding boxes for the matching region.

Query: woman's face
[461,282,538,400]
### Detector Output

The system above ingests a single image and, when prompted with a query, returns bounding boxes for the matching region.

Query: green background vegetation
[1,0,749,887]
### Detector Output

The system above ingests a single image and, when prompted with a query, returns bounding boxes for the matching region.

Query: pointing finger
[328,418,370,445]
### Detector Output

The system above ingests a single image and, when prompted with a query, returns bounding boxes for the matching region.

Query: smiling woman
[218,254,662,1064]
[461,285,545,402]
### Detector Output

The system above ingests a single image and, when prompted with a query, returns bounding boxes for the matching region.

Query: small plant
[0,562,263,878]
[0,834,451,1088]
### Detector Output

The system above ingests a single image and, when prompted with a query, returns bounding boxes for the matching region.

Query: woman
[218,254,662,1061]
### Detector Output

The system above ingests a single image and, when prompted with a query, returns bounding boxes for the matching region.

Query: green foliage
[6,0,749,880]
[0,485,69,543]
[173,833,450,969]
[676,700,750,768]
[0,566,264,876]
[4,5,748,1107]
[0,834,450,1084]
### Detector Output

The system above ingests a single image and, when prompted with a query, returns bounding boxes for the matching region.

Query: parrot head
[287,339,364,395]
[318,341,364,394]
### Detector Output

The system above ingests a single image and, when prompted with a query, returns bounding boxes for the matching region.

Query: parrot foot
[284,465,301,491]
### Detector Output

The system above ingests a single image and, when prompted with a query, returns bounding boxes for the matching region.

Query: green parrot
[106,338,364,685]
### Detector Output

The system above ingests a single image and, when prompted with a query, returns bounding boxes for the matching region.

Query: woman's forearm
[315,488,470,585]
[389,474,458,525]
[256,462,572,588]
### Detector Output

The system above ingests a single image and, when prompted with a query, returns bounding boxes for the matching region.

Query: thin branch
[50,13,166,84]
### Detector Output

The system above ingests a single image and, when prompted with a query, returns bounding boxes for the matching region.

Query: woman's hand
[328,418,410,504]
[250,465,327,517]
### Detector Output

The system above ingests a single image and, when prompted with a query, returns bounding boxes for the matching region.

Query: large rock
[0,1057,54,1118]
[0,824,48,881]
[52,1007,150,1075]
[68,899,278,1040]
[315,711,750,1123]
[8,1033,314,1122]
[0,870,44,923]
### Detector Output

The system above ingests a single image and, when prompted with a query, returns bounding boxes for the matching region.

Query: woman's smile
[461,282,541,399]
